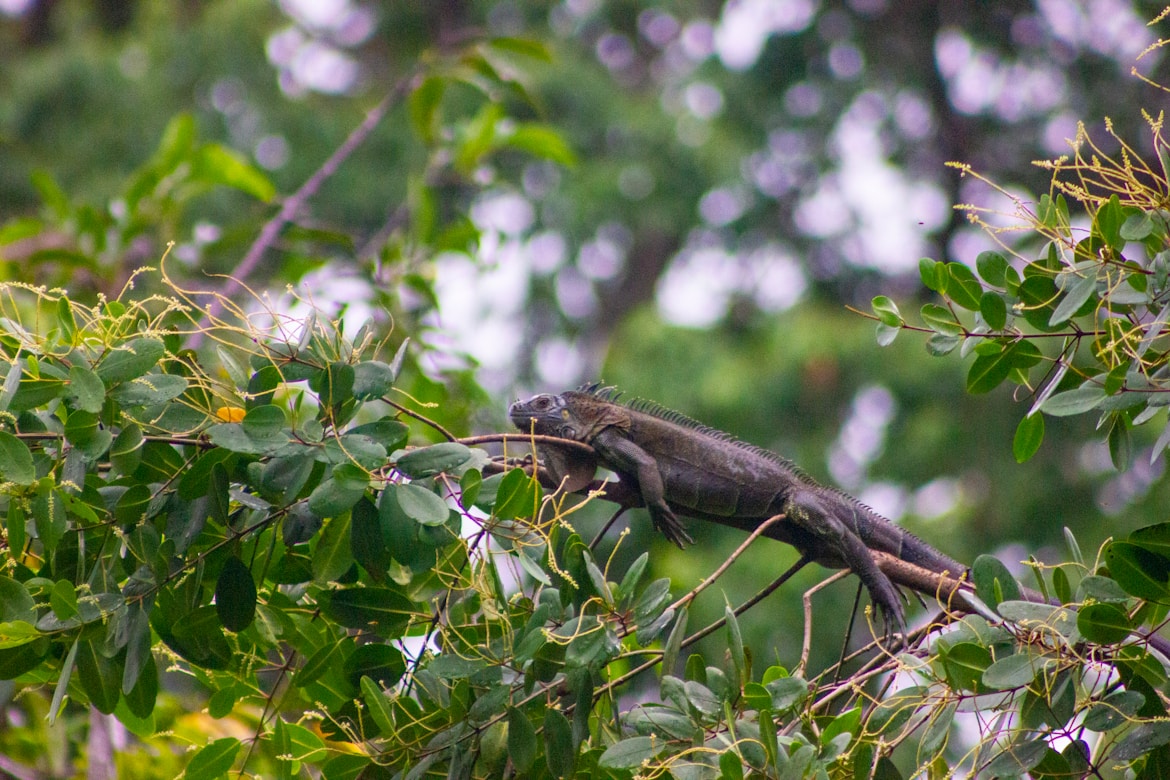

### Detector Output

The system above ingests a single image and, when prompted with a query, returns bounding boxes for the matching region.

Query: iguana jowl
[509,385,965,631]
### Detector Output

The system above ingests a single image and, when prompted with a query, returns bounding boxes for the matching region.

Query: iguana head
[509,390,629,441]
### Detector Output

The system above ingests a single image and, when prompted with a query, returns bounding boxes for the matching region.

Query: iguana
[509,384,965,633]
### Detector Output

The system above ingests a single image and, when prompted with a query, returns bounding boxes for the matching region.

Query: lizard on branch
[509,384,965,635]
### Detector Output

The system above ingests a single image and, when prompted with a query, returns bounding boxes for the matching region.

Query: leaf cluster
[874,116,1170,471]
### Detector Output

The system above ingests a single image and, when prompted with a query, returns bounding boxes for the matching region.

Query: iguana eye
[533,396,551,410]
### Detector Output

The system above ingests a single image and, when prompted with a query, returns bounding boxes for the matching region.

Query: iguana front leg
[592,428,695,547]
[785,488,906,636]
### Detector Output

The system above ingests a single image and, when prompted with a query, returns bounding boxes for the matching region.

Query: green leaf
[0,431,35,485]
[982,738,1049,777]
[0,577,36,624]
[981,652,1041,690]
[1084,690,1145,731]
[321,755,370,780]
[920,303,962,336]
[765,675,808,711]
[966,346,1011,394]
[1109,415,1133,471]
[1113,721,1170,761]
[1013,414,1044,463]
[50,579,79,621]
[95,337,165,384]
[192,143,276,202]
[242,403,287,439]
[1018,274,1062,332]
[724,603,745,689]
[1049,271,1098,326]
[1077,602,1133,644]
[492,467,542,520]
[75,639,119,714]
[1122,211,1155,241]
[976,251,1009,287]
[544,708,575,778]
[162,605,233,670]
[599,736,657,770]
[719,751,745,780]
[320,586,415,636]
[459,467,482,508]
[508,708,538,773]
[871,296,902,327]
[110,373,187,406]
[633,578,672,626]
[919,257,945,292]
[395,442,474,478]
[34,487,68,551]
[1042,385,1107,417]
[946,262,983,310]
[123,649,157,718]
[966,339,1042,395]
[347,419,409,452]
[68,366,105,413]
[308,465,368,519]
[926,332,961,356]
[110,423,145,476]
[313,362,355,410]
[0,621,40,649]
[351,497,389,581]
[1096,194,1125,252]
[409,76,446,143]
[343,643,405,689]
[360,675,395,737]
[351,361,398,400]
[282,721,327,763]
[505,123,577,167]
[980,291,1008,330]
[660,607,687,680]
[121,603,153,697]
[184,737,241,779]
[487,36,553,60]
[941,642,992,693]
[1104,541,1170,601]
[394,482,450,526]
[215,556,257,632]
[176,444,233,500]
[0,217,44,246]
[312,514,354,583]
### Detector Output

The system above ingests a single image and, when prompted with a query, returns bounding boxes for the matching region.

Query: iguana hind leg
[785,488,906,637]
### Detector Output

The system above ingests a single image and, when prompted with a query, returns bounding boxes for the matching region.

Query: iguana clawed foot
[649,502,694,547]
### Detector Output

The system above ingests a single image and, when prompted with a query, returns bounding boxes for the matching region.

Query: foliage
[3,273,1170,777]
[873,114,1170,471]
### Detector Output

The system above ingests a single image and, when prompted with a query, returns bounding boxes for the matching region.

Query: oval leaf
[1076,602,1133,644]
[1042,385,1106,417]
[215,556,257,632]
[599,736,657,770]
[395,482,450,526]
[395,442,473,478]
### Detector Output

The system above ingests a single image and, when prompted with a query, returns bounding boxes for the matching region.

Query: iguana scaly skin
[509,385,965,631]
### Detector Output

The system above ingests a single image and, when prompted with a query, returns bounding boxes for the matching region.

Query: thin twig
[197,70,421,335]
[456,432,596,457]
[797,569,851,679]
[679,555,811,650]
[589,506,629,549]
[834,582,865,683]
[669,513,785,612]
[388,398,457,441]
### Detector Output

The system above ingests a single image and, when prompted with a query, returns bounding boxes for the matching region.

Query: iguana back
[562,387,963,577]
